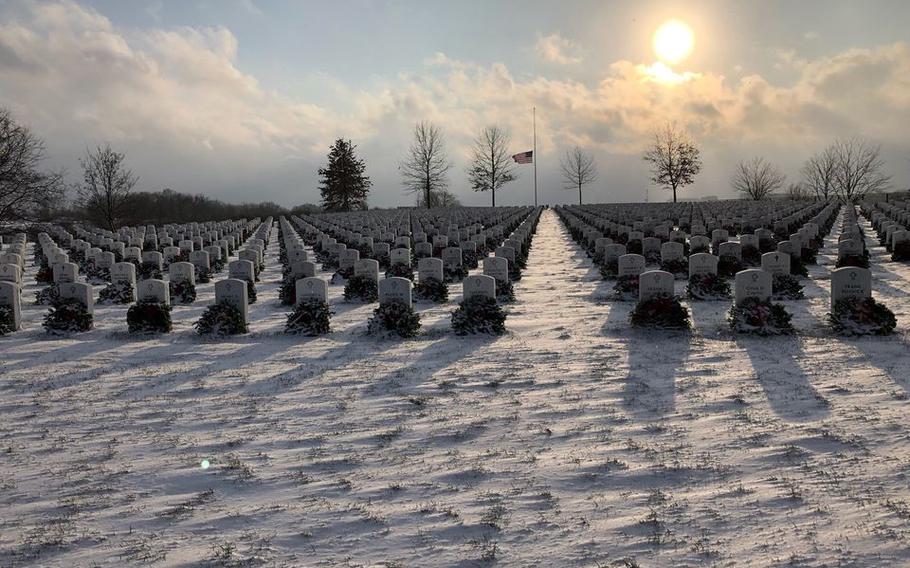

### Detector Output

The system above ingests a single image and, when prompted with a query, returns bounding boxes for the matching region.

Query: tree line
[642,122,894,204]
[0,105,902,230]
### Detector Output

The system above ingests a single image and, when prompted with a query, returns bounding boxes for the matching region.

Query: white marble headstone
[734,269,772,305]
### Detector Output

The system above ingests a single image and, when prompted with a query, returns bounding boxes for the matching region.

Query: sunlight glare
[653,19,694,64]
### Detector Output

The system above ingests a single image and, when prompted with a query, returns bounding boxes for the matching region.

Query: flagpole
[533,106,538,207]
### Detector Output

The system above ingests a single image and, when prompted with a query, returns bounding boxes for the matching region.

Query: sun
[653,19,694,65]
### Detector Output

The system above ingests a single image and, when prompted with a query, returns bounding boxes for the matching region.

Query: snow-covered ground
[2,209,910,567]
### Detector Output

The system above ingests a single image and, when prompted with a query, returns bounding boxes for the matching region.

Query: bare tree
[399,121,452,209]
[731,157,786,200]
[78,144,138,230]
[786,182,812,200]
[0,108,64,223]
[560,146,598,205]
[642,122,702,203]
[830,138,891,204]
[801,146,837,201]
[467,125,516,207]
[415,187,461,208]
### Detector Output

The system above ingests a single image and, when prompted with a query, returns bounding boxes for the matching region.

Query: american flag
[512,150,533,164]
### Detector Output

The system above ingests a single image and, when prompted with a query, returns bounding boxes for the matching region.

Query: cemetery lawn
[3,210,910,567]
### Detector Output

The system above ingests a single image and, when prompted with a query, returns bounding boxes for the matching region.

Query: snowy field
[2,209,910,567]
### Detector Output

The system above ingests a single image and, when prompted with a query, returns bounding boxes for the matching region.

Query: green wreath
[343,275,378,302]
[892,241,910,262]
[414,277,449,303]
[169,279,197,304]
[367,301,421,338]
[630,294,690,330]
[613,275,639,301]
[98,281,135,304]
[285,298,331,335]
[728,298,794,335]
[0,305,17,335]
[138,262,162,280]
[195,300,248,336]
[43,297,93,334]
[385,263,415,280]
[35,284,60,306]
[495,279,515,302]
[771,274,805,301]
[451,295,506,335]
[127,300,173,334]
[687,273,731,300]
[828,297,896,336]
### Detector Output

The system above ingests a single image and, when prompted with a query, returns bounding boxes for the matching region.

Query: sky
[1,0,909,208]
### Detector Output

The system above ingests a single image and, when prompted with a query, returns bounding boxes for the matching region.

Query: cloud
[0,1,908,207]
[535,33,583,65]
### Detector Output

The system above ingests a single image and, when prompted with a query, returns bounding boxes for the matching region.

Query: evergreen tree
[319,139,371,211]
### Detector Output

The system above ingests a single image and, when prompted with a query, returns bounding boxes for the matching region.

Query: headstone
[638,270,675,301]
[838,239,863,259]
[138,279,170,305]
[442,247,462,268]
[761,252,790,276]
[124,247,141,262]
[642,237,662,257]
[617,254,646,277]
[142,251,163,270]
[495,246,516,264]
[379,277,412,308]
[215,279,248,325]
[374,242,391,257]
[340,248,360,271]
[830,267,871,309]
[688,253,718,277]
[97,251,115,269]
[717,242,742,260]
[228,259,255,282]
[295,277,328,304]
[190,250,210,271]
[0,281,21,331]
[390,248,411,267]
[354,259,380,283]
[483,257,509,282]
[415,242,433,258]
[690,235,711,252]
[53,262,78,284]
[170,261,195,285]
[58,282,94,314]
[418,257,444,283]
[660,242,684,263]
[604,244,626,264]
[734,269,772,305]
[0,264,21,286]
[462,274,496,301]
